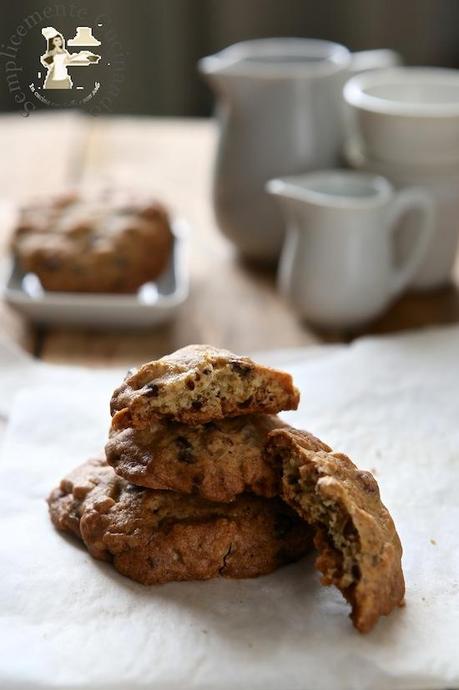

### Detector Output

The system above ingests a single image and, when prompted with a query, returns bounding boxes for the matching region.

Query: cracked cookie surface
[106,410,286,503]
[110,344,300,426]
[12,189,173,293]
[48,457,312,585]
[266,428,405,633]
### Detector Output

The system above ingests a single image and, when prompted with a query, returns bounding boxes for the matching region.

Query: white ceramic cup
[267,170,434,329]
[346,140,459,289]
[343,67,459,166]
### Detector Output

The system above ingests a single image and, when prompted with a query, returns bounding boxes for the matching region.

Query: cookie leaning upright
[110,345,300,426]
[265,428,405,633]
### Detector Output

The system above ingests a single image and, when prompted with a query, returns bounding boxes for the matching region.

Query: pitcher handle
[388,187,435,297]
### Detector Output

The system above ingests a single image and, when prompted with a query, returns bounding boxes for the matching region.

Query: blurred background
[2,0,459,117]
[2,0,459,363]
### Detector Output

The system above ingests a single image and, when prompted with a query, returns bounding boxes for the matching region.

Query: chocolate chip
[202,368,211,375]
[176,436,195,464]
[191,473,204,492]
[125,483,139,493]
[186,379,195,391]
[342,519,357,539]
[144,383,160,397]
[178,451,195,464]
[229,360,253,377]
[191,400,203,411]
[176,436,192,449]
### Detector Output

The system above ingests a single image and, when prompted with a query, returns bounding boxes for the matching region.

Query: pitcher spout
[198,51,252,98]
[266,178,311,206]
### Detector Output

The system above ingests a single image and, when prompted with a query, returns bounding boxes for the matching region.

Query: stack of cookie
[106,344,301,504]
[48,345,405,633]
[49,345,312,586]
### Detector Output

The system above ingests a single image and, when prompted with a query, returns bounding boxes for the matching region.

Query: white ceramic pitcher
[267,170,434,329]
[199,39,401,262]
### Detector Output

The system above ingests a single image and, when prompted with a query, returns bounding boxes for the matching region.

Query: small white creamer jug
[267,170,434,329]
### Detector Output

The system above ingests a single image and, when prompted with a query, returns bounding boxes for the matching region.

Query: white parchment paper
[0,328,459,690]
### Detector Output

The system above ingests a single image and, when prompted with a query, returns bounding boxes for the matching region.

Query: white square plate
[3,219,189,328]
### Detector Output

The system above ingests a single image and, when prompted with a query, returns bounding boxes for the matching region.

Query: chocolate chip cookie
[12,189,173,293]
[110,345,300,426]
[266,428,405,633]
[106,409,286,503]
[48,457,312,585]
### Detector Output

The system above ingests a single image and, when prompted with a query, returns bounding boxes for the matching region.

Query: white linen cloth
[0,328,458,690]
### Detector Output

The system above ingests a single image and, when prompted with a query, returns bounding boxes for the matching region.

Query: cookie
[106,409,286,503]
[110,345,300,426]
[12,189,173,293]
[48,457,312,585]
[265,428,405,633]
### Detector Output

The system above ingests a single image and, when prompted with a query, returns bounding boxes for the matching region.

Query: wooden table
[1,112,459,369]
